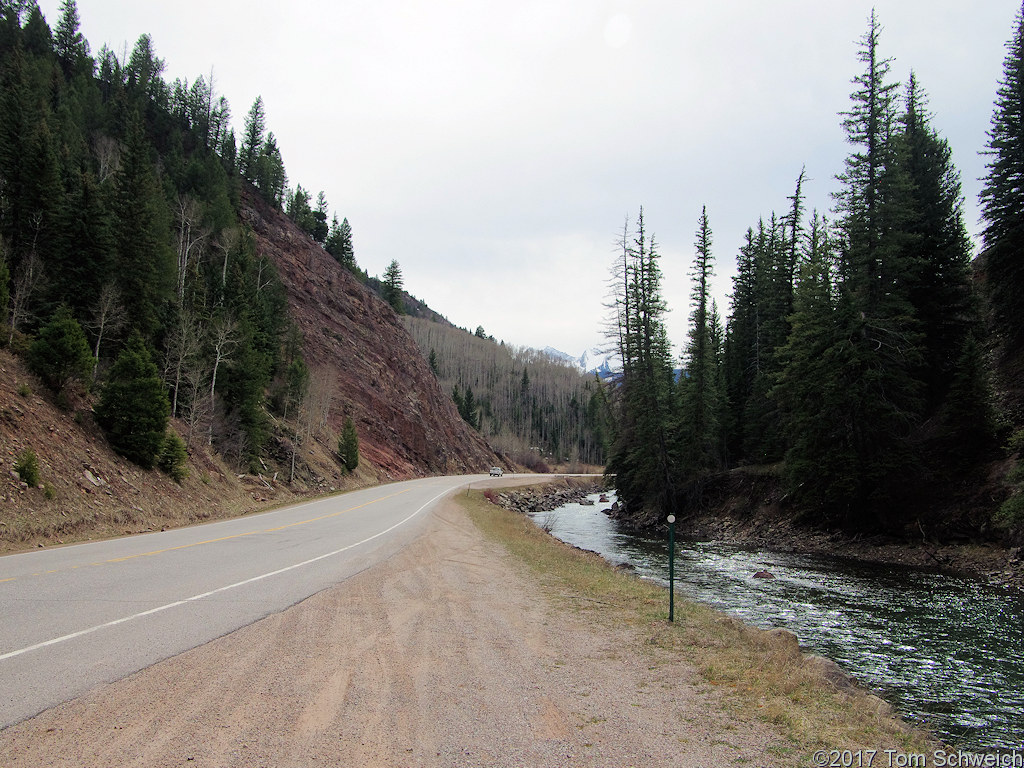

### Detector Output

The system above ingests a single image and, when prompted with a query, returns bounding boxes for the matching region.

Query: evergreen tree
[834,11,908,304]
[721,195,802,467]
[27,304,93,397]
[677,206,722,476]
[771,214,858,519]
[281,355,309,421]
[254,131,286,206]
[286,184,314,232]
[827,12,924,522]
[451,384,463,417]
[53,0,89,79]
[604,209,676,522]
[210,93,231,153]
[124,34,165,113]
[52,160,112,317]
[339,416,359,472]
[238,96,265,182]
[220,127,237,174]
[21,112,63,272]
[20,4,51,58]
[110,110,174,339]
[95,333,170,468]
[722,227,758,463]
[0,43,33,257]
[901,74,976,394]
[157,430,189,482]
[943,335,995,462]
[339,218,354,267]
[0,39,63,281]
[981,3,1024,351]
[457,384,479,429]
[383,259,404,311]
[325,215,355,269]
[312,191,329,244]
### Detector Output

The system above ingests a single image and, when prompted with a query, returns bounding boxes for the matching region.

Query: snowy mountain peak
[541,346,615,377]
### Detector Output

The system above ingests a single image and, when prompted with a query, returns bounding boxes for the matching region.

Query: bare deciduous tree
[307,368,336,438]
[254,256,274,297]
[85,283,127,381]
[163,304,205,417]
[8,245,45,346]
[212,226,239,305]
[175,195,210,301]
[207,315,237,446]
[92,133,121,184]
[180,360,209,449]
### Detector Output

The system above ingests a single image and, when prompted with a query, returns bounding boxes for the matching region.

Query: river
[528,492,1024,752]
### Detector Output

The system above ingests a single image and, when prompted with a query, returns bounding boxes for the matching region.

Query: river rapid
[528,492,1024,752]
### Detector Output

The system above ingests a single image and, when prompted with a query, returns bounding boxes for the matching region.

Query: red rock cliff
[240,190,497,478]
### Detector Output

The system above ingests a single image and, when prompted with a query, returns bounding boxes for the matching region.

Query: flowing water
[528,493,1024,751]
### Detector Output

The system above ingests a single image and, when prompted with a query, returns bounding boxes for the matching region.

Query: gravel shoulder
[0,492,789,767]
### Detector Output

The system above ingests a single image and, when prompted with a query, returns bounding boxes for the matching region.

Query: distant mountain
[542,347,616,379]
[541,347,582,368]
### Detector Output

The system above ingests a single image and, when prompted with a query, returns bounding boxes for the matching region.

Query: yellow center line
[107,487,416,562]
[3,485,423,581]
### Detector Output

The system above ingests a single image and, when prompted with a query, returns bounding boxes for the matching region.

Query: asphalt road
[0,474,496,728]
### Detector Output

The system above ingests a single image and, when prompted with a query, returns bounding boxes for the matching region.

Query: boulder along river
[525,491,1024,752]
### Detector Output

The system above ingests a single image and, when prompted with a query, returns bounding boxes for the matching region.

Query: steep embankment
[0,191,499,553]
[240,189,498,478]
[0,348,273,553]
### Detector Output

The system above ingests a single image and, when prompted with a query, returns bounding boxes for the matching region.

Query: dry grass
[460,489,939,762]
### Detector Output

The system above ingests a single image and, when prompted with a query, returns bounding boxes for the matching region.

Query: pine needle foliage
[95,333,170,469]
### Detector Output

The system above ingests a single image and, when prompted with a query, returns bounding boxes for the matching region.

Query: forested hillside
[0,0,495,507]
[403,317,605,469]
[605,10,1023,544]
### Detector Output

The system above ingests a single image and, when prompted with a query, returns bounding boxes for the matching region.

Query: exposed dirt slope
[240,189,498,478]
[0,349,300,553]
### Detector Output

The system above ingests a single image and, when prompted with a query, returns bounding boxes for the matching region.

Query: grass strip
[459,487,938,763]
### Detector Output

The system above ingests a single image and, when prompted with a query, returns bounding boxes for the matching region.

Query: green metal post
[667,514,676,622]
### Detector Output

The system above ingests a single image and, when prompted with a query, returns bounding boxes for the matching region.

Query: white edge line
[0,481,463,663]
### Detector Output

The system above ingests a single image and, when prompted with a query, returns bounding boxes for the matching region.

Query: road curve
[0,474,506,727]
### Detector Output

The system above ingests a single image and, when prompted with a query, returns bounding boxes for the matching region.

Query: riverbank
[681,507,1024,591]
[604,467,1023,592]
[506,479,1024,751]
[467,487,938,759]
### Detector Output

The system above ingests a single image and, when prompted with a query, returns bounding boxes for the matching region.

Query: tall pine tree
[110,110,174,340]
[677,206,723,478]
[899,73,990,457]
[605,210,676,523]
[829,12,924,523]
[981,2,1024,352]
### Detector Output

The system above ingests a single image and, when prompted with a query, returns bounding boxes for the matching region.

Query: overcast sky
[37,0,1023,359]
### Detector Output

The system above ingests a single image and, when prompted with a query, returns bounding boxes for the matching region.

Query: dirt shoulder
[1,492,797,768]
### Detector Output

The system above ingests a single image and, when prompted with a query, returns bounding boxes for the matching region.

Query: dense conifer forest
[0,0,360,471]
[604,10,1024,539]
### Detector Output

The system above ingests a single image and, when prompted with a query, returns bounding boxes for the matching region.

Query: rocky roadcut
[0,497,786,768]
